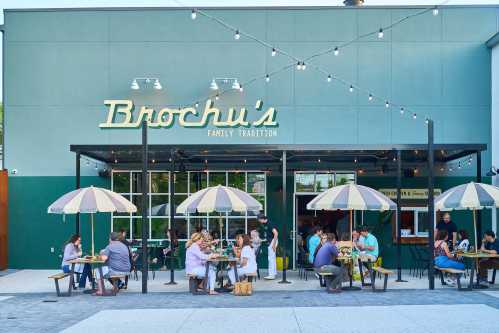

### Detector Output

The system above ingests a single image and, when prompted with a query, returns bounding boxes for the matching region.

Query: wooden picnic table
[205,257,240,293]
[67,257,110,296]
[336,255,361,291]
[457,251,499,290]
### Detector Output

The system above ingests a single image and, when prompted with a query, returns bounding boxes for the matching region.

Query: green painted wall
[8,176,110,269]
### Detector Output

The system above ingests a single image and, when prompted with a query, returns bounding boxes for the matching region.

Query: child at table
[61,234,93,289]
[228,234,257,286]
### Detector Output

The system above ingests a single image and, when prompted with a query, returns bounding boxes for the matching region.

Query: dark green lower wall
[7,175,496,269]
[8,176,111,269]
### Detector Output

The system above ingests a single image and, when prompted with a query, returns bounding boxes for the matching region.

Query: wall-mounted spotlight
[210,77,241,91]
[130,77,163,91]
[486,166,497,177]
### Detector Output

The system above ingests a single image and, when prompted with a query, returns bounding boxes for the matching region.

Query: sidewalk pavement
[2,268,493,294]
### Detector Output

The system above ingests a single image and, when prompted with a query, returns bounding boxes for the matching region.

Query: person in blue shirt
[478,230,499,282]
[313,233,344,293]
[358,226,379,261]
[307,226,323,264]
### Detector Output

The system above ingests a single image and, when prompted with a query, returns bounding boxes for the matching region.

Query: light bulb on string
[94,163,98,170]
[378,28,384,39]
[296,62,302,70]
[301,62,306,70]
[215,94,219,100]
[385,101,390,108]
[458,162,462,169]
[86,160,90,166]
[239,84,243,92]
[271,48,277,57]
[191,9,197,20]
[400,107,405,115]
[334,47,339,56]
[327,75,332,82]
[195,102,199,108]
[349,85,354,92]
[432,7,439,16]
[412,113,417,119]
[368,94,373,101]
[265,74,270,82]
[234,30,240,40]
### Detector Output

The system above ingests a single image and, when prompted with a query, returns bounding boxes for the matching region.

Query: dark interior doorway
[295,195,349,252]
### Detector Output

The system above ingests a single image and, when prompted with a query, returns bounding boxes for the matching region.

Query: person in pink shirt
[185,232,219,295]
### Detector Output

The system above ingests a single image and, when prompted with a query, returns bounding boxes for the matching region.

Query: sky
[1,0,499,101]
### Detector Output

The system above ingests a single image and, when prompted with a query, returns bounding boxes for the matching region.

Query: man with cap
[257,214,278,280]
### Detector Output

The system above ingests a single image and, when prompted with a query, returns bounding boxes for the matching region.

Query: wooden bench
[48,272,71,297]
[187,274,207,295]
[240,272,258,283]
[317,271,333,289]
[434,266,465,290]
[109,275,127,295]
[372,267,394,292]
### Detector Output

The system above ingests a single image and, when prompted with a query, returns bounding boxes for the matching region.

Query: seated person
[94,232,132,295]
[313,233,345,293]
[185,232,219,295]
[228,234,257,285]
[478,230,499,283]
[357,226,378,262]
[434,230,464,285]
[456,229,470,253]
[308,226,323,264]
[61,234,93,289]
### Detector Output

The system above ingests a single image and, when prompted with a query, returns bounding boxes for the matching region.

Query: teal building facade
[2,5,498,269]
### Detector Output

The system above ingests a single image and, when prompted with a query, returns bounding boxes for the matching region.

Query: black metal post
[395,150,407,282]
[75,153,81,234]
[279,150,290,284]
[165,149,177,285]
[476,151,482,248]
[427,120,435,290]
[141,121,149,294]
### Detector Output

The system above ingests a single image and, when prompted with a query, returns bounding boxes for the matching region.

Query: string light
[195,101,199,108]
[385,101,390,108]
[400,107,405,115]
[378,28,384,39]
[186,6,444,126]
[265,74,270,82]
[412,113,417,119]
[296,62,302,70]
[349,85,354,92]
[432,7,439,16]
[191,9,197,20]
[239,84,244,92]
[215,94,219,100]
[368,94,373,101]
[327,75,332,83]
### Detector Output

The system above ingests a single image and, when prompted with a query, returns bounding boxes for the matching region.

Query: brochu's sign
[100,99,278,137]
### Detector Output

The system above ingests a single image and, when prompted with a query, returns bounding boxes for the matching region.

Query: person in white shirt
[456,230,470,252]
[228,234,257,285]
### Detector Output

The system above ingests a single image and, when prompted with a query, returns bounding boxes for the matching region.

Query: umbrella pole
[473,209,478,253]
[91,213,95,257]
[350,209,353,243]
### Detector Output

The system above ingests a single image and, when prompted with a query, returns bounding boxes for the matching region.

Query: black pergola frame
[71,141,487,292]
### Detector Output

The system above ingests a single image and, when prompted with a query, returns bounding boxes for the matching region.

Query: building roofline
[3,4,499,14]
[486,32,499,48]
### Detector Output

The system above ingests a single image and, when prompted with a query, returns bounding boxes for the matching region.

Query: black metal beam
[165,149,177,286]
[395,150,407,282]
[427,120,435,290]
[70,143,488,155]
[141,121,149,294]
[279,150,290,284]
[75,153,81,234]
[476,151,482,248]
